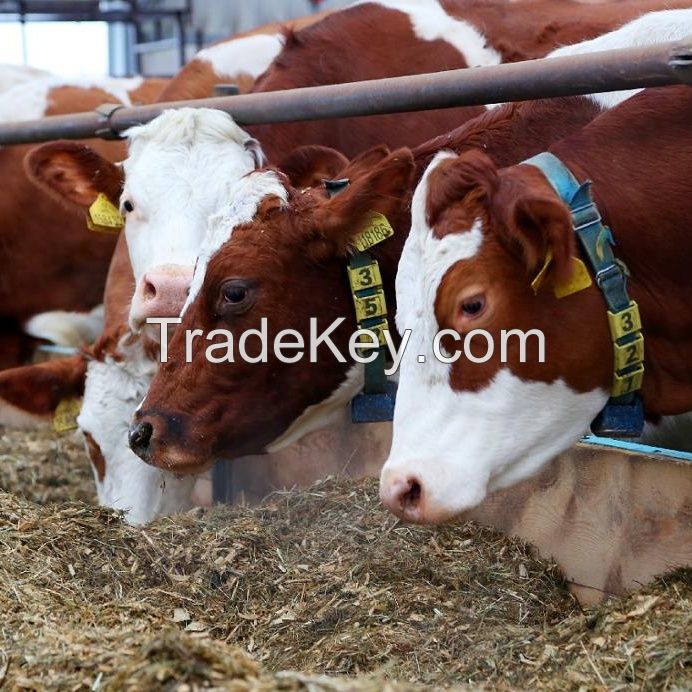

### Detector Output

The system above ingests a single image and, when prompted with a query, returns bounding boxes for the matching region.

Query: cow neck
[322,177,400,422]
[523,152,645,438]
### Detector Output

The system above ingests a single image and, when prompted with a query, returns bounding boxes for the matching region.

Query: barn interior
[0,1,690,689]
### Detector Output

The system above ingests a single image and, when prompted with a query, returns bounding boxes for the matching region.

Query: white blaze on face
[77,341,195,525]
[184,169,288,311]
[196,33,285,81]
[381,151,607,521]
[361,0,500,67]
[121,108,263,330]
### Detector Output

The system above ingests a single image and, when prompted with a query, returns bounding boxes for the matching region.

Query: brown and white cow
[155,0,659,161]
[0,108,263,522]
[158,11,332,101]
[0,109,383,520]
[245,0,692,161]
[379,84,692,523]
[0,75,166,369]
[129,9,692,475]
[5,4,688,520]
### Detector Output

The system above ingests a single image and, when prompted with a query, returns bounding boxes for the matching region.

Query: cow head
[380,150,611,523]
[129,146,414,473]
[26,108,264,339]
[77,342,196,524]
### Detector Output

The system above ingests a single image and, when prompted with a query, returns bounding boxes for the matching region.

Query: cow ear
[499,182,575,285]
[338,144,391,178]
[24,141,123,210]
[278,145,350,188]
[0,355,87,427]
[424,149,497,228]
[310,148,414,259]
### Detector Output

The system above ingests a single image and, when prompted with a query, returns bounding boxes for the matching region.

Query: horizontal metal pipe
[0,37,690,145]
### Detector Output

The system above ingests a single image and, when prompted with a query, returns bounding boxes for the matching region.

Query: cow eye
[224,283,247,303]
[460,294,486,318]
[218,279,255,316]
[122,199,134,213]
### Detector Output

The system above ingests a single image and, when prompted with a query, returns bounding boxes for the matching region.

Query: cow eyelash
[460,295,486,318]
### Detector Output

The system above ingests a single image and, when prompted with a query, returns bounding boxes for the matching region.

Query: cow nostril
[400,477,422,510]
[143,280,157,301]
[129,421,153,459]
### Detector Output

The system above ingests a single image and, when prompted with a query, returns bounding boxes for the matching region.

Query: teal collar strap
[523,152,645,437]
[323,176,396,423]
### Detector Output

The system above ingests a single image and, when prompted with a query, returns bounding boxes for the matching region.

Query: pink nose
[133,265,194,323]
[379,473,424,522]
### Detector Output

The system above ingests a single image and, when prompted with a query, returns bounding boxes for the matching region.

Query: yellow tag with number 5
[353,288,387,322]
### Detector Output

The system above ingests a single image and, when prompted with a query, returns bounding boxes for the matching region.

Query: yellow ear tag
[531,250,553,294]
[531,251,593,298]
[53,397,82,433]
[87,193,124,234]
[553,257,593,298]
[353,212,394,252]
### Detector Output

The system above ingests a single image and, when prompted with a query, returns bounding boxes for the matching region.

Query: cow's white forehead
[122,108,260,196]
[184,170,288,312]
[125,107,254,150]
[396,150,483,382]
[120,108,263,281]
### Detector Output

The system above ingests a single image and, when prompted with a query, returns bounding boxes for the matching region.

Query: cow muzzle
[379,466,467,525]
[129,264,194,333]
[129,411,209,475]
[379,470,425,522]
[128,420,154,461]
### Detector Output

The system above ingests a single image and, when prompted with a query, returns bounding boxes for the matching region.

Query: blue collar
[523,152,645,438]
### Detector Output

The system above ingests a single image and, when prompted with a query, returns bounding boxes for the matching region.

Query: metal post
[0,38,689,145]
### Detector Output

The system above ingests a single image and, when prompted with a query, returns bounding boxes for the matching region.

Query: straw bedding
[0,427,689,690]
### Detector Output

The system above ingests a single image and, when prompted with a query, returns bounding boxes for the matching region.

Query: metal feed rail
[0,36,690,145]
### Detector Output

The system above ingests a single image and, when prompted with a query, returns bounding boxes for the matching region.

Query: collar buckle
[523,151,645,437]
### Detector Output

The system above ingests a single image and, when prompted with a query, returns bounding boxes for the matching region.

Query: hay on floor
[0,427,689,691]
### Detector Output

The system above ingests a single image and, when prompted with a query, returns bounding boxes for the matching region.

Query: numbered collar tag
[87,193,124,234]
[346,213,395,408]
[523,151,644,435]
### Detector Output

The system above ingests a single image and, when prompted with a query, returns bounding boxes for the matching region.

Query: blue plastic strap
[523,152,644,436]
